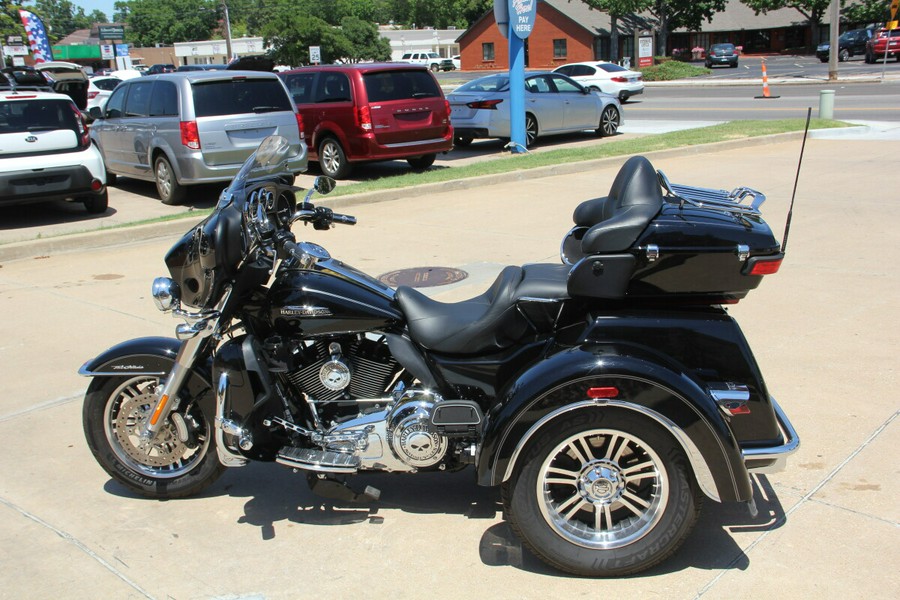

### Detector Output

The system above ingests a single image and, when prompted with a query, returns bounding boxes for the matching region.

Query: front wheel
[839,48,850,62]
[82,375,224,498]
[524,113,538,147]
[503,409,701,576]
[597,105,620,137]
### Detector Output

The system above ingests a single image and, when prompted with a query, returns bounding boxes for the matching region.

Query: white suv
[1,87,108,213]
[398,52,444,72]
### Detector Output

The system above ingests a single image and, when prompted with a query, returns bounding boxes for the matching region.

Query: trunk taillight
[88,91,99,99]
[295,112,305,138]
[611,77,628,83]
[745,255,783,276]
[180,121,200,150]
[467,99,503,110]
[356,105,372,131]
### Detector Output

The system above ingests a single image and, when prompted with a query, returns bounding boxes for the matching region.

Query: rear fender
[477,344,751,503]
[78,336,214,415]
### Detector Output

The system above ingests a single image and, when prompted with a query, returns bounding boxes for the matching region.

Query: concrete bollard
[819,89,835,120]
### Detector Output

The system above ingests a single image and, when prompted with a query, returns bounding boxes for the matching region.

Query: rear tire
[407,153,436,170]
[154,155,185,205]
[105,170,117,185]
[83,189,108,214]
[82,375,224,499]
[454,135,474,147]
[318,137,352,179]
[503,408,701,577]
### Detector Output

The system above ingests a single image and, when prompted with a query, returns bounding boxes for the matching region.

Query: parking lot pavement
[1,136,898,598]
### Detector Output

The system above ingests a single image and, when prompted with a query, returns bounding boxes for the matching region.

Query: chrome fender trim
[501,399,722,503]
[742,397,800,473]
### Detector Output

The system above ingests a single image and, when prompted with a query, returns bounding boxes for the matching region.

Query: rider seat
[395,263,568,355]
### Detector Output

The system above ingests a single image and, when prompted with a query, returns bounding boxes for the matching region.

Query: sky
[73,0,118,21]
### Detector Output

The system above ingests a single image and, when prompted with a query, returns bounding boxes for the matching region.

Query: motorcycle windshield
[217,135,296,210]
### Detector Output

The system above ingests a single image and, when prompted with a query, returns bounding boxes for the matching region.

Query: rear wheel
[407,153,436,170]
[597,105,620,137]
[154,155,185,205]
[503,409,701,577]
[82,189,108,214]
[318,137,352,179]
[105,170,117,185]
[454,135,474,147]
[82,375,224,499]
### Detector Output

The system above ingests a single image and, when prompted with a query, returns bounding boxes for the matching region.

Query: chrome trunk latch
[736,244,750,262]
[645,244,660,262]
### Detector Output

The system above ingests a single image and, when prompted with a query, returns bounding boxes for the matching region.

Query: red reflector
[729,404,751,415]
[467,99,503,110]
[90,179,103,192]
[587,386,619,399]
[180,121,200,150]
[748,258,782,276]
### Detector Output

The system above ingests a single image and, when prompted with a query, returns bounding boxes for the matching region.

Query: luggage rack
[658,169,766,215]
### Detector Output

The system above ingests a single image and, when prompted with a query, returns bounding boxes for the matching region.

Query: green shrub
[639,61,710,81]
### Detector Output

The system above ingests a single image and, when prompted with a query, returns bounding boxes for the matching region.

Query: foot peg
[307,473,381,504]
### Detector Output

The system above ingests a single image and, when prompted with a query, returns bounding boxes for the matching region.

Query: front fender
[477,344,751,503]
[78,336,214,414]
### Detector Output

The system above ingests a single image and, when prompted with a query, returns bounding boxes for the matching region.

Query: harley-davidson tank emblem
[280,305,333,317]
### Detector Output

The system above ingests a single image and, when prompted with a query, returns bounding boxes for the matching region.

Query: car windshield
[455,75,509,93]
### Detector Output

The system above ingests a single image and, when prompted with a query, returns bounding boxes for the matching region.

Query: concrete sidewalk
[0,136,897,598]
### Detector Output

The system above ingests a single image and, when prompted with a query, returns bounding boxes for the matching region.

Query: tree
[341,15,391,62]
[1,1,27,52]
[741,1,837,49]
[258,13,351,65]
[843,0,892,24]
[579,1,653,61]
[126,0,220,46]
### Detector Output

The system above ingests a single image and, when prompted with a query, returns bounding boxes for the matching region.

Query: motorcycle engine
[385,393,447,469]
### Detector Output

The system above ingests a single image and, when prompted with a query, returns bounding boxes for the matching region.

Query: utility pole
[222,1,233,61]
[827,0,839,81]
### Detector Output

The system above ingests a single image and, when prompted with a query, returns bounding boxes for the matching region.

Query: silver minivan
[89,71,306,204]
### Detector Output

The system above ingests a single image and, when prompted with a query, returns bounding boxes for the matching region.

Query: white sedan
[553,61,644,102]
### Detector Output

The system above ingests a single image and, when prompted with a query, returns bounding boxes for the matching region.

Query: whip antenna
[782,107,811,254]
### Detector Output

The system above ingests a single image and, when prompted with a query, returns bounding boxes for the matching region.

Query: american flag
[19,10,53,64]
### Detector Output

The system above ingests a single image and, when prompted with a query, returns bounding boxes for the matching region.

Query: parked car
[816,28,873,62]
[553,61,644,102]
[0,88,107,213]
[439,58,456,71]
[278,63,453,179]
[704,43,739,68]
[89,70,306,204]
[451,55,461,70]
[398,52,444,72]
[865,27,900,63]
[177,64,227,72]
[86,75,122,114]
[34,61,90,109]
[447,72,622,148]
[145,63,176,75]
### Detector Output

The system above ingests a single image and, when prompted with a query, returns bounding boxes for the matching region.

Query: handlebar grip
[332,213,357,226]
[281,239,304,262]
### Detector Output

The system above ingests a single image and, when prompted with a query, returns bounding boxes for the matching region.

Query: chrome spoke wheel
[103,376,209,479]
[599,106,620,137]
[525,114,538,147]
[537,428,668,550]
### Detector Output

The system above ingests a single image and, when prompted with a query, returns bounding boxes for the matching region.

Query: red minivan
[279,63,453,179]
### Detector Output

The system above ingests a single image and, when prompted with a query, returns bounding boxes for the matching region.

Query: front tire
[503,409,701,576]
[839,48,850,62]
[154,155,186,205]
[82,375,224,499]
[597,105,620,137]
[524,113,538,147]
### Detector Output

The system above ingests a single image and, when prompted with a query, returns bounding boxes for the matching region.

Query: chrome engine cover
[385,393,447,469]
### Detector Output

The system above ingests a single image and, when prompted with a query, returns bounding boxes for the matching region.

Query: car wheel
[454,135,474,147]
[154,155,185,205]
[618,91,630,103]
[839,48,850,62]
[502,408,701,576]
[819,57,829,63]
[597,105,620,137]
[730,61,738,68]
[430,63,439,72]
[82,189,109,214]
[407,154,436,171]
[318,137,352,179]
[105,170,117,185]
[865,51,874,64]
[524,113,538,147]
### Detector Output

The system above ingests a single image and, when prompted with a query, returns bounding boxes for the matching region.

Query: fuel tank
[266,267,402,337]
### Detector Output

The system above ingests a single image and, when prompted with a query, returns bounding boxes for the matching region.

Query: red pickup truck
[865,27,900,63]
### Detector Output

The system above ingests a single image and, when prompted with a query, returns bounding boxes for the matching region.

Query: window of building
[482,42,495,62]
[553,39,567,59]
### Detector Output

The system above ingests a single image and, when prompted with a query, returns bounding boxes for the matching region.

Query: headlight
[152,277,181,312]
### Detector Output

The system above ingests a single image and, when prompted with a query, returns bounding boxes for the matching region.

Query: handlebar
[290,205,356,229]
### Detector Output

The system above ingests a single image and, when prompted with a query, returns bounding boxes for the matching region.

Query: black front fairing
[165,202,246,309]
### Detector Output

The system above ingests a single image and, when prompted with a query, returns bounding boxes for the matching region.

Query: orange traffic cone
[755,58,780,99]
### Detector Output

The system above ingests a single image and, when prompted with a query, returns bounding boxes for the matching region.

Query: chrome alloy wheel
[155,160,174,198]
[103,376,209,479]
[525,114,538,147]
[320,141,343,176]
[536,428,668,549]
[599,106,620,137]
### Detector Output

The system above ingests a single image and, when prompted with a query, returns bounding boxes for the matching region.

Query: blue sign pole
[508,34,526,153]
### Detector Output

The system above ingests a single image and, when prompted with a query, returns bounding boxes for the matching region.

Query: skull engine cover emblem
[319,359,351,391]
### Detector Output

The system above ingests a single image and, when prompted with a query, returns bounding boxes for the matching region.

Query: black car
[816,28,873,62]
[145,63,176,75]
[705,43,739,68]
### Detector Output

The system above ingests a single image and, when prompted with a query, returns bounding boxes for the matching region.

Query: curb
[0,131,807,264]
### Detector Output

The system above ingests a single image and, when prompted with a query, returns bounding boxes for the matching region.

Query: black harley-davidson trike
[80,135,798,577]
